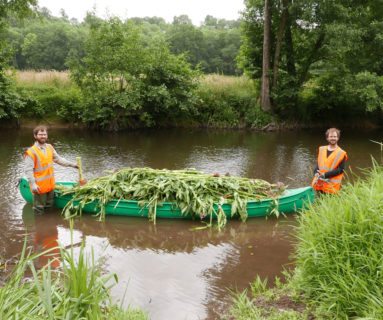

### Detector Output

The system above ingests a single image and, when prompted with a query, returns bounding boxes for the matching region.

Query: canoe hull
[19,178,314,218]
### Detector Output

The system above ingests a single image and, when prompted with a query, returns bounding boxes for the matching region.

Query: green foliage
[292,161,383,318]
[19,83,82,121]
[0,0,39,120]
[166,15,242,75]
[11,71,266,129]
[69,17,200,130]
[229,276,311,320]
[20,19,87,70]
[240,0,383,122]
[4,10,88,70]
[5,11,241,76]
[0,231,148,319]
[0,70,27,119]
[60,167,282,229]
[297,71,383,122]
[195,76,271,128]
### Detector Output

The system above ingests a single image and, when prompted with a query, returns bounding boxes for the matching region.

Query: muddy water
[1,128,381,319]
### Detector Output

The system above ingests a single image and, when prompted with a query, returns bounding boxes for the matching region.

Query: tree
[167,22,207,69]
[69,17,200,130]
[239,0,383,119]
[172,14,192,25]
[260,0,272,113]
[0,0,38,120]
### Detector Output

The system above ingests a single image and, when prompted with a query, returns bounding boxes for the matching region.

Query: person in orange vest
[24,125,79,215]
[312,128,348,194]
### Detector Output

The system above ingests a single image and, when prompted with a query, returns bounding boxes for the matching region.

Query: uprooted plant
[58,167,285,229]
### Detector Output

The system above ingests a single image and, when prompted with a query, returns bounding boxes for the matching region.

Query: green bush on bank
[196,86,271,128]
[292,162,383,318]
[194,75,272,128]
[18,83,82,122]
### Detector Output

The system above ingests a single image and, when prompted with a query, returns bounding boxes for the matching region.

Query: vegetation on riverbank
[0,224,147,319]
[8,70,270,130]
[2,3,383,130]
[229,161,383,319]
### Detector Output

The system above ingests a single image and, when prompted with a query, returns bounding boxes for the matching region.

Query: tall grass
[202,74,257,94]
[12,70,71,87]
[0,225,148,319]
[292,161,383,318]
[10,70,81,121]
[228,275,311,319]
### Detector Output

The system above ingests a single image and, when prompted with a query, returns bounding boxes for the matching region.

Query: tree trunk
[272,0,290,88]
[260,0,272,113]
[285,18,295,76]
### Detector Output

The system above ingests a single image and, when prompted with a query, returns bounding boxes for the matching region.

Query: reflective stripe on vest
[25,144,55,194]
[312,146,348,194]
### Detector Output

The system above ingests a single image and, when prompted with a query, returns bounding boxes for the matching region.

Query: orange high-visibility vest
[24,144,55,194]
[312,146,348,194]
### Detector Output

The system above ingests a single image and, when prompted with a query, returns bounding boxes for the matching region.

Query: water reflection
[1,127,383,319]
[22,205,60,268]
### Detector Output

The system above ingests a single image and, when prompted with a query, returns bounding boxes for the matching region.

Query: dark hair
[325,128,340,138]
[33,125,48,135]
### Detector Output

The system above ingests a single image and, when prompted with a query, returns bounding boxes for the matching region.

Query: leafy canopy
[69,17,201,130]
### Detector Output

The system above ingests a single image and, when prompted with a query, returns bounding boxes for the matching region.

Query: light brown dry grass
[202,74,255,92]
[11,70,71,85]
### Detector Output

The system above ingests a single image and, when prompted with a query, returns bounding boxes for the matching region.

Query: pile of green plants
[292,161,383,318]
[59,167,284,229]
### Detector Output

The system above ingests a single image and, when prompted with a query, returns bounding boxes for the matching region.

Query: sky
[37,0,245,25]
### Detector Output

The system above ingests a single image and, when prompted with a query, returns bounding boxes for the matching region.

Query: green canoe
[19,177,314,218]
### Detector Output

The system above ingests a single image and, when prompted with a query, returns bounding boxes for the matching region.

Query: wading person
[312,128,348,194]
[24,125,79,215]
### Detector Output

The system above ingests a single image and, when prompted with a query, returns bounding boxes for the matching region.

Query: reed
[0,226,148,319]
[292,160,383,318]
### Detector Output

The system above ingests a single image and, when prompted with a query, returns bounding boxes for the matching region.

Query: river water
[0,127,381,319]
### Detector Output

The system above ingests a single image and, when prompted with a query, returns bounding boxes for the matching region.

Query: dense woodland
[4,9,242,75]
[1,1,383,130]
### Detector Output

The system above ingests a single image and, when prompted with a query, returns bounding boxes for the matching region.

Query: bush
[195,75,271,128]
[18,83,81,122]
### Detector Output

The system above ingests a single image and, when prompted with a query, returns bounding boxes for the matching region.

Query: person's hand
[314,172,325,180]
[319,173,326,179]
[73,164,79,169]
[32,183,41,193]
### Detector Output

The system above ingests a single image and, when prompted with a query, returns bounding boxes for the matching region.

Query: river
[0,127,381,319]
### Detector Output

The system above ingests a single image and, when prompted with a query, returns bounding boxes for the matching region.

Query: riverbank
[2,70,381,131]
[229,161,383,319]
[6,70,271,130]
